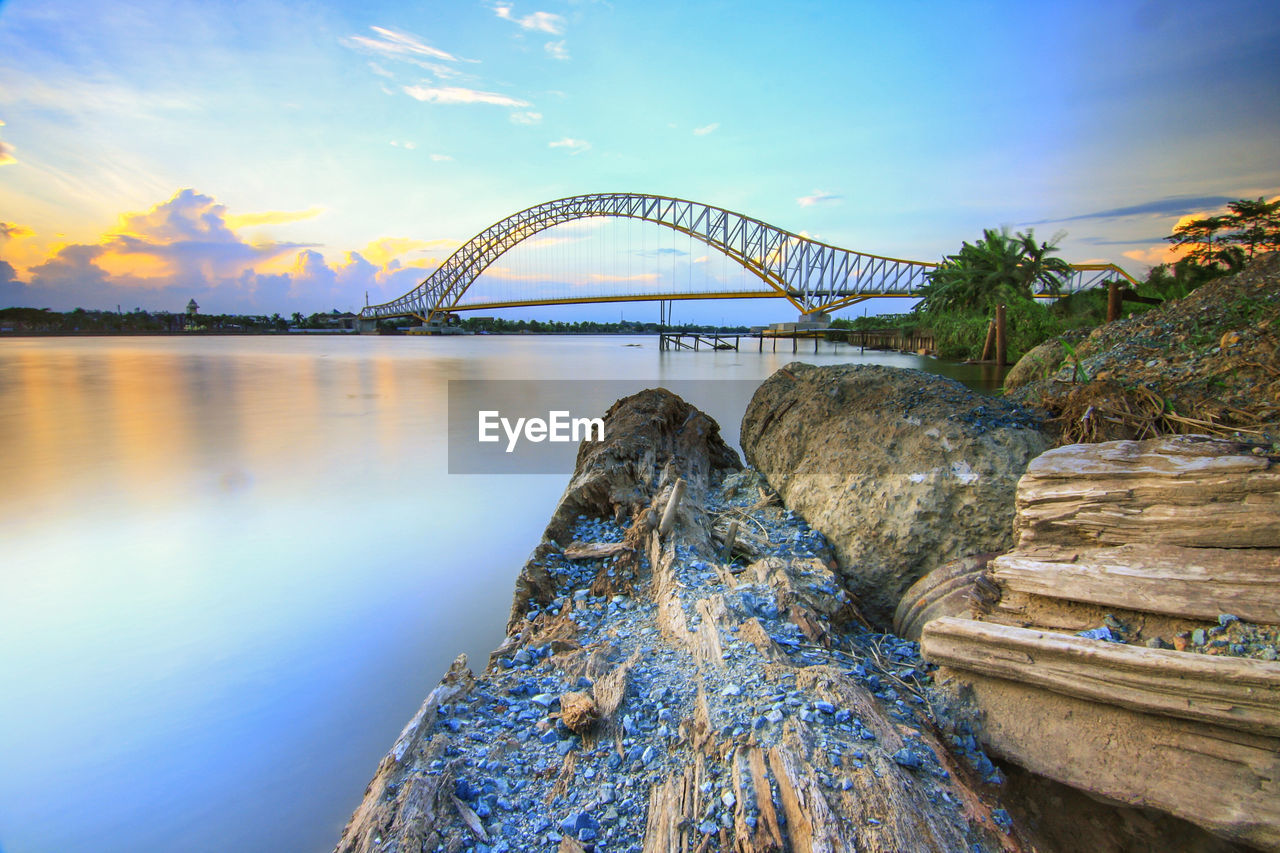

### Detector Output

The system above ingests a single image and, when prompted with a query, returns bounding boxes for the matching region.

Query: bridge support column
[357,317,379,334]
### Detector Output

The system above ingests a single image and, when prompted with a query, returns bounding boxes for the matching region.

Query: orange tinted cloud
[6,189,459,312]
[1123,244,1189,266]
[1,222,33,240]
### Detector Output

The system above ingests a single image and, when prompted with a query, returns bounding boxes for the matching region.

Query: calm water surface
[0,335,1001,853]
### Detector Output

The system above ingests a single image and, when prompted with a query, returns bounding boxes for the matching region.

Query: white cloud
[549,137,590,155]
[345,26,463,64]
[0,120,15,166]
[494,4,565,34]
[797,190,842,207]
[693,122,719,136]
[586,272,659,283]
[389,140,417,150]
[429,153,454,162]
[545,40,570,60]
[403,85,530,107]
[510,111,543,125]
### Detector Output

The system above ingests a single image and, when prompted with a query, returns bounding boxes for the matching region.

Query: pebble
[892,748,923,770]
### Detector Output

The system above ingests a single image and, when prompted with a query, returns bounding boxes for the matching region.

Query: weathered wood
[641,754,707,853]
[592,650,638,725]
[452,795,490,842]
[559,691,599,734]
[892,553,993,641]
[767,742,846,853]
[995,303,1007,366]
[1014,437,1280,549]
[979,318,996,362]
[562,540,630,560]
[936,668,1280,850]
[1107,279,1122,322]
[734,746,784,852]
[922,617,1280,737]
[719,520,740,561]
[991,543,1280,623]
[736,617,788,663]
[713,518,768,559]
[659,477,686,537]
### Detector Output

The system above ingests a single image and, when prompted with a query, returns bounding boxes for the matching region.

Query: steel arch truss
[360,193,1137,320]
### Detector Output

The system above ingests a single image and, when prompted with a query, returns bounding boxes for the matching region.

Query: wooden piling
[980,319,996,362]
[995,303,1007,366]
[1107,280,1122,323]
[658,478,685,537]
[719,520,739,561]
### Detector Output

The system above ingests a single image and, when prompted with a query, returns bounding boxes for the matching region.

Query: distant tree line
[0,307,290,333]
[0,306,751,336]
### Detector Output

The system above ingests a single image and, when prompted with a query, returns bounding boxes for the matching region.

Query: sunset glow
[1,0,1278,320]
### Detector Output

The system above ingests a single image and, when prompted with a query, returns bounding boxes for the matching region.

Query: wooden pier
[659,333,741,351]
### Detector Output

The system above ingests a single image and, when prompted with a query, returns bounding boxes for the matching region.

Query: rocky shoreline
[334,365,1277,852]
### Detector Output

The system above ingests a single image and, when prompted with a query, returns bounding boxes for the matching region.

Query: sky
[1,0,1278,323]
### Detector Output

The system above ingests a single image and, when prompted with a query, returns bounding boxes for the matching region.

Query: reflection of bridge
[361,193,1137,322]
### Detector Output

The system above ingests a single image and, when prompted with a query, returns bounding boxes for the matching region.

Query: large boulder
[741,363,1048,624]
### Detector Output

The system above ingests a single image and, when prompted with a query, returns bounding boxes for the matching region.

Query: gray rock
[741,364,1046,623]
[893,748,924,769]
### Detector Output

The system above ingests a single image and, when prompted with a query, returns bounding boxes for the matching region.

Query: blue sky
[1,0,1277,322]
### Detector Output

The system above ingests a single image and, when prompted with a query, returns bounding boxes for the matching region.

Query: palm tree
[917,228,1071,315]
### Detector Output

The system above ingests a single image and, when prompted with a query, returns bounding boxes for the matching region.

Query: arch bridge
[360,193,1136,322]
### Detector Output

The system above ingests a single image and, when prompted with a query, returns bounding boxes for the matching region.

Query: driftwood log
[923,436,1280,850]
[334,388,1017,853]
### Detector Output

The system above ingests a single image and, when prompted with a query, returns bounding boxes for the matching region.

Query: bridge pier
[357,317,379,334]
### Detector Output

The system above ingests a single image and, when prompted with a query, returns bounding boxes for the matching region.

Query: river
[0,334,1002,853]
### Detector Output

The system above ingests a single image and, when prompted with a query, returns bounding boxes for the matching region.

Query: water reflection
[0,335,1001,853]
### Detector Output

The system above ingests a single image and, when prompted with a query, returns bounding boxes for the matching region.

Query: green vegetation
[844,196,1280,363]
[912,227,1071,361]
[916,227,1072,315]
[1166,196,1280,269]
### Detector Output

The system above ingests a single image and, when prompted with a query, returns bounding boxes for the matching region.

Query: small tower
[186,298,199,317]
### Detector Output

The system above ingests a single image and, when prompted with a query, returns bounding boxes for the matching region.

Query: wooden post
[792,335,797,353]
[719,520,739,561]
[1107,280,1122,323]
[758,335,763,352]
[995,303,1007,366]
[980,319,996,362]
[658,478,685,537]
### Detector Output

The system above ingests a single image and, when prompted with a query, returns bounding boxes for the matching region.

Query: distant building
[186,299,199,316]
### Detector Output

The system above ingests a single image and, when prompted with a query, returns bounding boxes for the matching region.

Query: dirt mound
[1011,252,1280,445]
